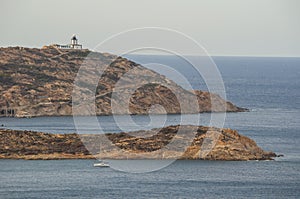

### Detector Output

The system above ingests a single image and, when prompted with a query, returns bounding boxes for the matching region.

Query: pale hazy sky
[1,0,299,56]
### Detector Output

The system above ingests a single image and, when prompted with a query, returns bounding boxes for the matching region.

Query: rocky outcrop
[0,126,277,160]
[0,46,247,117]
[0,129,92,160]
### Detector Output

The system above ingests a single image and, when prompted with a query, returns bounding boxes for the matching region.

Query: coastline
[0,125,277,161]
[0,46,247,118]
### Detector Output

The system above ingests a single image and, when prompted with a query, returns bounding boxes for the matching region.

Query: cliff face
[0,46,246,117]
[0,126,276,160]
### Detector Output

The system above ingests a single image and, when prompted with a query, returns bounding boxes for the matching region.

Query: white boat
[93,161,109,167]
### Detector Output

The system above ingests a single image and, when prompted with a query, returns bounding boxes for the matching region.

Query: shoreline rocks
[0,125,277,161]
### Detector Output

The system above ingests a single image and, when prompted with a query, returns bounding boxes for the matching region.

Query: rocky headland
[0,46,247,117]
[0,126,277,161]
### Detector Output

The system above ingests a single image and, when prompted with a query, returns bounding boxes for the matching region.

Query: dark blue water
[0,160,299,199]
[0,56,299,198]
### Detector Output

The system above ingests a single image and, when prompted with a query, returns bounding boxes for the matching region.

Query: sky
[0,0,299,57]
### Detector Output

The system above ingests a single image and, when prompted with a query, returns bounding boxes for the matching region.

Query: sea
[0,56,299,198]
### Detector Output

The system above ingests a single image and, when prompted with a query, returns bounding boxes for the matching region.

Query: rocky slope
[0,46,246,117]
[0,126,276,160]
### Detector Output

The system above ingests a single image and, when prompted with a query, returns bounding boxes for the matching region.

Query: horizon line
[1,45,300,58]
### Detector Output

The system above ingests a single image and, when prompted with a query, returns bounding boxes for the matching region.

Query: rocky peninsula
[0,46,246,117]
[0,125,276,161]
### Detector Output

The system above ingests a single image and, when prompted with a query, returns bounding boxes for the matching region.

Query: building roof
[71,35,77,40]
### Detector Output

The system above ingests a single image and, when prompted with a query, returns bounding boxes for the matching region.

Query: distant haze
[0,0,299,57]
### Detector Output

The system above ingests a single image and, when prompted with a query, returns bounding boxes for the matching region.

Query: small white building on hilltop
[53,35,83,49]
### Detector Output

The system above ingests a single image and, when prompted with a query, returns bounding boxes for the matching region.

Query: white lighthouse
[70,34,82,49]
[53,34,83,50]
[71,35,78,45]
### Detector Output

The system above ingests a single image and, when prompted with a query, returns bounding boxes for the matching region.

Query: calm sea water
[0,56,299,198]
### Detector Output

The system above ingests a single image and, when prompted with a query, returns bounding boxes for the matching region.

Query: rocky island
[0,46,265,161]
[0,125,276,161]
[0,46,246,117]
